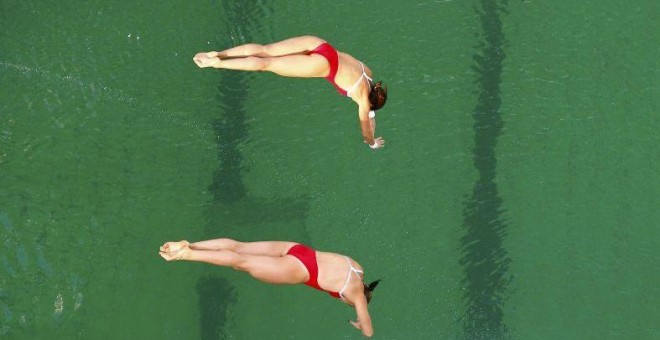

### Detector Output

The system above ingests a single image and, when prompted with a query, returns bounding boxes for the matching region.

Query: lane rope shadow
[459,0,512,339]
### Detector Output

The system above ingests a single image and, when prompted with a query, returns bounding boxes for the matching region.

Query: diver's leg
[212,35,326,58]
[215,54,328,77]
[160,245,307,284]
[190,239,297,257]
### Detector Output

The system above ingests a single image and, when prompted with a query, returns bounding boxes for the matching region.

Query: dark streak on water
[209,68,250,205]
[459,0,511,339]
[197,277,237,340]
[199,1,312,338]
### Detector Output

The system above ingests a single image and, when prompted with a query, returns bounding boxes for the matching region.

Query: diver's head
[368,81,388,111]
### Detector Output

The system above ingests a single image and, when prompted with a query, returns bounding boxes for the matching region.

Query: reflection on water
[197,277,237,340]
[209,68,251,204]
[459,0,511,339]
[0,210,85,337]
[206,0,311,238]
[0,61,210,138]
[199,0,311,337]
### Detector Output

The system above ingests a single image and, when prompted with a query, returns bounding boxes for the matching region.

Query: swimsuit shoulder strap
[339,256,363,299]
[346,62,372,98]
[360,62,373,82]
[347,256,364,274]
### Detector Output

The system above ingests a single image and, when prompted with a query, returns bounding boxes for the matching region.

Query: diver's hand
[368,137,385,150]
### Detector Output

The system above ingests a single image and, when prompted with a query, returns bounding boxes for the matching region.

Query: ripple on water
[15,245,28,270]
[74,292,83,311]
[36,246,53,277]
[0,61,211,138]
[2,303,11,322]
[53,293,63,316]
[0,303,11,336]
[1,255,17,277]
[0,212,12,231]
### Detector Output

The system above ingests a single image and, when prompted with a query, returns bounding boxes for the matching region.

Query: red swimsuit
[286,244,341,298]
[306,43,348,96]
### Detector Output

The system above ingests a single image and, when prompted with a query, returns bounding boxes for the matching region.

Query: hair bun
[367,279,381,291]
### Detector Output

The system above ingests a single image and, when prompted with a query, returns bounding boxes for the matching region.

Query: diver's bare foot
[159,241,190,261]
[193,53,221,68]
[160,240,189,253]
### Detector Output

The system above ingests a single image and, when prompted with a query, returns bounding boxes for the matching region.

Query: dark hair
[368,81,388,111]
[363,279,381,303]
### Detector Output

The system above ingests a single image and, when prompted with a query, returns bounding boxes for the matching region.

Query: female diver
[160,238,380,337]
[193,35,388,150]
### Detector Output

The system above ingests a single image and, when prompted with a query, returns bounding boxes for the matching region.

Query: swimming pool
[1,0,658,338]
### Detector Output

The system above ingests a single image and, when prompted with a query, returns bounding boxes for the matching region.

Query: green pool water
[1,0,658,339]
